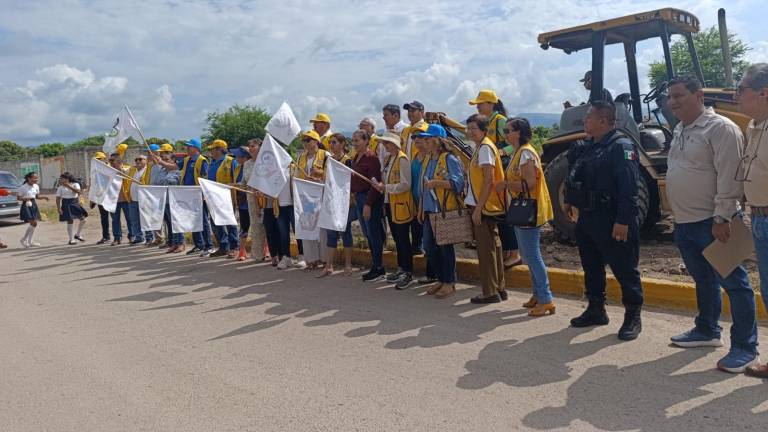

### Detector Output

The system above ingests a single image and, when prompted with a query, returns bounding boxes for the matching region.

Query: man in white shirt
[665,76,758,374]
[736,63,768,378]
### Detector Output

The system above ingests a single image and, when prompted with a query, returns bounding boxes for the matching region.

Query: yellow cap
[206,139,228,151]
[116,143,128,157]
[376,131,401,148]
[94,151,107,160]
[301,130,321,142]
[468,89,499,105]
[159,143,174,153]
[309,113,331,124]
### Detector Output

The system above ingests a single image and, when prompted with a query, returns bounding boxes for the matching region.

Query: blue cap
[148,144,160,152]
[416,124,447,139]
[231,147,251,159]
[185,138,202,149]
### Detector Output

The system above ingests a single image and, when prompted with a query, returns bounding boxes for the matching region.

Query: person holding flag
[374,132,415,290]
[90,151,112,245]
[318,133,355,277]
[150,143,185,253]
[231,146,252,261]
[109,147,134,246]
[295,130,329,271]
[205,139,239,259]
[178,138,214,257]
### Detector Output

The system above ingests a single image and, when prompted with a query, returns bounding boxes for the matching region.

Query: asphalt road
[1,220,767,431]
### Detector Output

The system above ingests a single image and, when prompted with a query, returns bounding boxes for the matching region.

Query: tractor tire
[545,150,651,244]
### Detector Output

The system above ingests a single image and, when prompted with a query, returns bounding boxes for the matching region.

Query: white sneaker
[68,240,78,245]
[19,239,30,248]
[277,256,292,270]
[293,258,307,269]
[28,242,42,247]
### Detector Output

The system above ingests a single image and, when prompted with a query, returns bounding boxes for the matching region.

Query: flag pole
[124,105,154,153]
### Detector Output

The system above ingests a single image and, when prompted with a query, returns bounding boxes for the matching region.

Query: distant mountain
[514,113,561,128]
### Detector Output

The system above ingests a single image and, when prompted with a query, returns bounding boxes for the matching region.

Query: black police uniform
[566,129,643,308]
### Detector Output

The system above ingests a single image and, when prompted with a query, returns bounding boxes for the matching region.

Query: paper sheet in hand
[703,217,755,278]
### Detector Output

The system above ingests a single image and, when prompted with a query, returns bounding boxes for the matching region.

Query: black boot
[618,306,642,341]
[570,299,609,328]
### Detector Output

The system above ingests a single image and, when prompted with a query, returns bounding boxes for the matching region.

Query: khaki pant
[474,215,505,297]
[247,196,266,260]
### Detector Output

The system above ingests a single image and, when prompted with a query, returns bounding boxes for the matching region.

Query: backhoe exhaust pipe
[718,8,734,88]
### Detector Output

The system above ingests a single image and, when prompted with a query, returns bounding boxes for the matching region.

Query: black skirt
[59,197,89,222]
[19,199,42,222]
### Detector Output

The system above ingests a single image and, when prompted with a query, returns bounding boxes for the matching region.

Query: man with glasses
[735,63,768,378]
[665,76,758,373]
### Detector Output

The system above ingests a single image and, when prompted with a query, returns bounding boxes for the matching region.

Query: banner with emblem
[136,185,167,231]
[199,178,238,226]
[88,159,123,213]
[168,186,204,234]
[292,178,324,241]
[103,106,143,155]
[318,156,352,231]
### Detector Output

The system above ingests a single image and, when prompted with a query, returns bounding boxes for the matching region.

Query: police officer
[564,100,643,341]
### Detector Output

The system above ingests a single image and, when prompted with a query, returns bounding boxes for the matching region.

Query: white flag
[136,186,167,231]
[318,157,352,231]
[88,159,123,213]
[292,178,324,240]
[266,102,301,146]
[104,106,143,155]
[168,186,204,234]
[199,178,237,226]
[248,134,293,197]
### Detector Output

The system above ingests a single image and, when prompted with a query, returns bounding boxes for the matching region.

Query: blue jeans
[515,226,553,304]
[355,192,384,269]
[98,205,110,240]
[163,203,184,246]
[111,201,131,241]
[423,214,456,283]
[327,206,354,248]
[263,206,292,259]
[212,223,239,251]
[128,201,144,242]
[752,214,768,314]
[192,203,213,250]
[674,218,758,353]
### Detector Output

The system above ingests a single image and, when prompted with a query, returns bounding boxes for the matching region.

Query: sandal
[435,284,456,299]
[504,257,523,270]
[315,269,333,278]
[528,303,556,317]
[522,296,538,308]
[0,242,7,249]
[344,266,354,276]
[426,283,442,295]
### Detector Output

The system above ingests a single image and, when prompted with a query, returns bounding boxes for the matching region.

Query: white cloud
[154,84,174,115]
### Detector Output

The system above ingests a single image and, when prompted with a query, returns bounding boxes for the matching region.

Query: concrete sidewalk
[0,221,766,431]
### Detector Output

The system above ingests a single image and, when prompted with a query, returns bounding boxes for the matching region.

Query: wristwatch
[713,216,728,224]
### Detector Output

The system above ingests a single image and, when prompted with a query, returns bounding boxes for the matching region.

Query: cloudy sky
[1,0,766,146]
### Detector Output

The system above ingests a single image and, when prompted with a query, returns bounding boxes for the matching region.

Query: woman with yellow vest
[469,89,522,271]
[318,133,355,277]
[242,138,270,263]
[464,114,506,304]
[373,132,415,290]
[126,154,148,245]
[418,124,464,299]
[178,138,214,256]
[205,139,240,258]
[109,150,133,246]
[495,118,556,316]
[295,130,329,271]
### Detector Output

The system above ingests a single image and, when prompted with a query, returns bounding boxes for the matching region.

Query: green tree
[30,142,66,158]
[0,140,28,161]
[68,135,106,150]
[146,137,173,145]
[530,125,558,155]
[648,26,750,89]
[202,105,270,149]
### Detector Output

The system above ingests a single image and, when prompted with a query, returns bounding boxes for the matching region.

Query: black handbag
[499,180,538,227]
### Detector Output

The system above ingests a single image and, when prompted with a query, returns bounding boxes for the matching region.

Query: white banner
[136,186,167,231]
[199,178,237,226]
[318,157,352,231]
[168,186,204,234]
[292,178,324,241]
[248,134,293,197]
[104,106,143,155]
[88,159,123,213]
[266,102,301,146]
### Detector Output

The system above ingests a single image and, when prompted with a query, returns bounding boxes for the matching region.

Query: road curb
[299,244,767,320]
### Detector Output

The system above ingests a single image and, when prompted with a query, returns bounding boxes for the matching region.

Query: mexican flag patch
[624,149,637,160]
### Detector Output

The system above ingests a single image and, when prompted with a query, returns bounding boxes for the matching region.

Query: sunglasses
[135,158,145,162]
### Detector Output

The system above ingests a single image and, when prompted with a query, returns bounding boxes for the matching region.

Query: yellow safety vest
[179,155,207,185]
[505,144,554,227]
[420,152,461,213]
[140,164,153,185]
[468,137,504,216]
[385,151,415,224]
[296,149,328,182]
[121,166,137,202]
[212,156,235,184]
[320,132,332,151]
[486,113,507,146]
[400,120,429,160]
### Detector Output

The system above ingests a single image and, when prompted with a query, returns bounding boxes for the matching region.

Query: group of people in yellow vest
[95,89,556,317]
